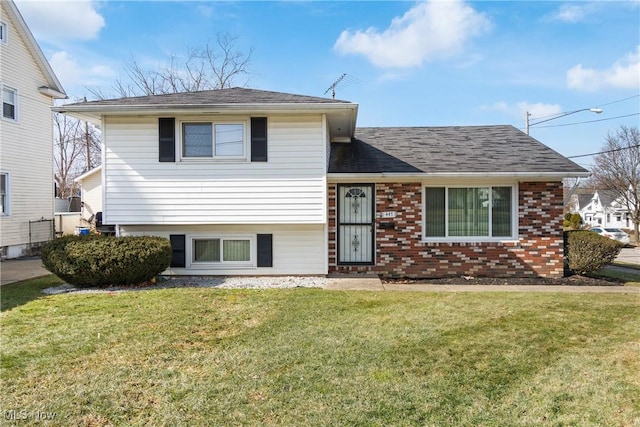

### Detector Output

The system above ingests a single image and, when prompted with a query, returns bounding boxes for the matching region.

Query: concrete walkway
[323,277,640,293]
[615,246,639,265]
[0,257,50,286]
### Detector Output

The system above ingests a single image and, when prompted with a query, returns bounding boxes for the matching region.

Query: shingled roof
[329,125,589,176]
[67,87,350,107]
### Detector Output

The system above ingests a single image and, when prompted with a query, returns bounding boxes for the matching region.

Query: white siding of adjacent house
[0,5,55,257]
[120,223,327,275]
[79,168,103,218]
[102,115,328,225]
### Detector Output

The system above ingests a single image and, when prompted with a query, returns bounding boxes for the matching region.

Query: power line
[567,144,640,159]
[597,94,640,108]
[533,112,639,129]
[527,94,639,121]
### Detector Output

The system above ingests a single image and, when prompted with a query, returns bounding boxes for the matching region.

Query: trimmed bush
[565,230,622,275]
[41,235,172,288]
[563,212,583,230]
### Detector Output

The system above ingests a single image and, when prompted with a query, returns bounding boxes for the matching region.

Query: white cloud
[567,46,640,91]
[49,50,115,92]
[14,0,105,41]
[547,3,596,23]
[481,101,562,120]
[334,0,491,68]
[517,102,563,121]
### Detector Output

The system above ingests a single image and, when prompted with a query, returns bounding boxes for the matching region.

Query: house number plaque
[381,212,397,218]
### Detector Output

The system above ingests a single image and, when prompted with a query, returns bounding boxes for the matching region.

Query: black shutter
[257,234,273,267]
[251,117,267,162]
[169,234,186,268]
[159,118,175,162]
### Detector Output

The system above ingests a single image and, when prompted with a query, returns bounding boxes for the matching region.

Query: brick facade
[328,181,565,278]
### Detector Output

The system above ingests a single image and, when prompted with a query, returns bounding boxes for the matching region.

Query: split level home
[1,0,67,258]
[56,88,590,278]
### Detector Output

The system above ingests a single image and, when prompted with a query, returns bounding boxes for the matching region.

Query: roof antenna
[324,73,360,99]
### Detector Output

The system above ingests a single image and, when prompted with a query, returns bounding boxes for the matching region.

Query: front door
[338,184,374,264]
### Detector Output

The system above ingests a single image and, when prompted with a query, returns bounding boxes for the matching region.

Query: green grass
[2,277,639,426]
[0,275,64,311]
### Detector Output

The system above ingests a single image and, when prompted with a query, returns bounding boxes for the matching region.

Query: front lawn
[1,277,639,426]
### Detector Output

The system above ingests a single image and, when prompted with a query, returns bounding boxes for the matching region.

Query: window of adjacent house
[0,21,7,44]
[182,122,245,159]
[0,173,8,215]
[424,186,514,239]
[193,238,251,263]
[2,86,17,120]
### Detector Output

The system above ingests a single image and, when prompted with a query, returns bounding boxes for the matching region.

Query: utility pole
[84,97,91,171]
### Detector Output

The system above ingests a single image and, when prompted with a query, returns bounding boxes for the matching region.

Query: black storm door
[338,184,375,264]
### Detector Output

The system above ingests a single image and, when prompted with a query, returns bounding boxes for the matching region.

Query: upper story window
[424,185,516,241]
[1,172,9,215]
[0,21,7,44]
[2,86,17,120]
[182,121,246,159]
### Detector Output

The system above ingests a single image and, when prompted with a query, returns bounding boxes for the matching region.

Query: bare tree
[54,112,101,200]
[591,125,640,242]
[89,32,253,98]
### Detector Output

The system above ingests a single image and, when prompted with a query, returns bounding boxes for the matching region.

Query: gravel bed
[42,276,329,295]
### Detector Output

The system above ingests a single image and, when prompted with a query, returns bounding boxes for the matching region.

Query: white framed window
[2,85,17,121]
[0,21,7,44]
[1,172,9,215]
[423,185,517,241]
[181,121,247,159]
[191,236,254,266]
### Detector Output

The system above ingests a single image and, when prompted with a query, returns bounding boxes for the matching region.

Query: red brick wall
[328,181,565,278]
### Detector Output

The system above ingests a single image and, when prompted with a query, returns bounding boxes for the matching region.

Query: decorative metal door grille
[338,184,374,264]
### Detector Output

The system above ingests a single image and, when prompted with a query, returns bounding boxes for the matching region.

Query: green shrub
[41,235,172,288]
[565,230,622,275]
[563,212,583,230]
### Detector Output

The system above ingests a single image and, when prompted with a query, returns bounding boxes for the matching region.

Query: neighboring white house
[55,88,589,279]
[0,0,66,258]
[572,189,634,229]
[74,165,102,223]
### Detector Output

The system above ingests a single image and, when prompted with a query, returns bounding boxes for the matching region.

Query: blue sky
[15,0,640,170]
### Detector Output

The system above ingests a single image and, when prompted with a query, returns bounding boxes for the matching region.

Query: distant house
[74,166,102,223]
[56,88,589,278]
[572,189,633,229]
[0,0,66,258]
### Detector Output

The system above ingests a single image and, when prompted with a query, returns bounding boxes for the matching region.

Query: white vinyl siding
[120,224,327,275]
[0,4,56,253]
[102,115,327,225]
[78,168,102,218]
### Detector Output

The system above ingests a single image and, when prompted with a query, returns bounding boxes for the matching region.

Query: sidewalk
[0,257,50,286]
[615,246,639,265]
[324,278,640,293]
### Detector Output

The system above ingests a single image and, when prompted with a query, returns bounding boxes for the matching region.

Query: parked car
[589,227,630,245]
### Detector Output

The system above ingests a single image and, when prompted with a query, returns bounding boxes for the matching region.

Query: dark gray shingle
[329,125,588,175]
[67,87,350,107]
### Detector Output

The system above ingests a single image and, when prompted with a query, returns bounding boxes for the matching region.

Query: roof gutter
[328,171,591,180]
[39,86,67,99]
[53,102,359,130]
[52,102,357,115]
